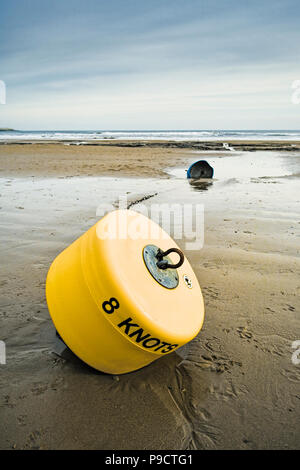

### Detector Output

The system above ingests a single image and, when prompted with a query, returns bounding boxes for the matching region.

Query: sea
[0,129,300,142]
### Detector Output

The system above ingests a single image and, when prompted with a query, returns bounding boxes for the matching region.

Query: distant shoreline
[1,139,300,151]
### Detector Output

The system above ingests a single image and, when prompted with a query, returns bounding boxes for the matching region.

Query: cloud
[0,0,299,128]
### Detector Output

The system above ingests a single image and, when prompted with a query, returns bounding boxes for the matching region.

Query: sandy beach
[0,141,299,449]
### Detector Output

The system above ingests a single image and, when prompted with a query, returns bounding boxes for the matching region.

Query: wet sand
[1,139,300,179]
[0,143,299,449]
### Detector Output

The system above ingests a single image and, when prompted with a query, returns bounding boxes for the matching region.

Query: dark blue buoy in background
[187,160,214,179]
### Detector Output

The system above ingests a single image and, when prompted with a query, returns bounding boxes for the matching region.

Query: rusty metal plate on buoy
[143,244,179,289]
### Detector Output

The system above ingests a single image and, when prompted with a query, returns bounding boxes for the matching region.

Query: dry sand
[0,142,299,449]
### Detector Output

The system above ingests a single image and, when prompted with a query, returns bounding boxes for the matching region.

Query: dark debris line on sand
[126,193,158,209]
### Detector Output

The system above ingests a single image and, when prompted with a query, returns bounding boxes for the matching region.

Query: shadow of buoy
[187,160,214,179]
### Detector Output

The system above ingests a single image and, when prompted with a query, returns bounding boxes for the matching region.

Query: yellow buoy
[46,210,204,374]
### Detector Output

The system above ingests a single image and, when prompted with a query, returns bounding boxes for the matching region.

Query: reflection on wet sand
[188,178,214,191]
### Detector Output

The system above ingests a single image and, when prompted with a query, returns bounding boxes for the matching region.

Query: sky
[0,0,300,130]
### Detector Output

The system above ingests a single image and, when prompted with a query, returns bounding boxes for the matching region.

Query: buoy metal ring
[156,247,185,270]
